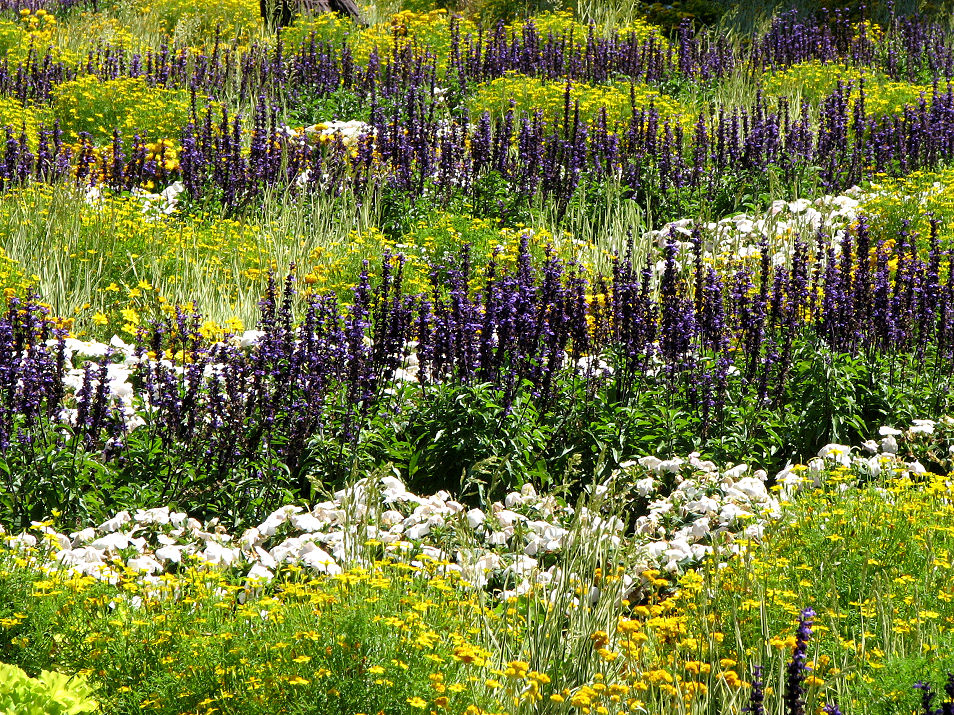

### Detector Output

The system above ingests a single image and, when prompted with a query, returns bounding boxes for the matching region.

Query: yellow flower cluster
[351,8,477,67]
[469,73,687,129]
[135,0,262,43]
[0,96,41,147]
[278,10,357,52]
[11,7,60,58]
[301,212,591,300]
[510,10,667,50]
[862,166,954,242]
[0,246,29,297]
[0,549,544,715]
[763,60,933,117]
[50,75,196,145]
[18,6,56,33]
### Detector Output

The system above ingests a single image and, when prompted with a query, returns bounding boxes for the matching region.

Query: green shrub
[0,662,99,715]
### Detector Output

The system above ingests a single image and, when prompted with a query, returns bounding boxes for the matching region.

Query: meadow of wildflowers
[2,0,954,713]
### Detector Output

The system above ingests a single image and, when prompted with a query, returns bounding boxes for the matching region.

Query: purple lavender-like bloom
[785,607,816,715]
[745,664,765,715]
[659,237,695,364]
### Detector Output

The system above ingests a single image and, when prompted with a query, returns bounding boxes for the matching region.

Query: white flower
[246,563,274,582]
[638,456,662,471]
[238,330,265,348]
[881,435,898,454]
[405,523,430,541]
[90,532,130,552]
[155,545,187,563]
[504,492,524,508]
[56,547,104,567]
[70,527,97,546]
[466,509,486,529]
[733,477,769,501]
[495,510,522,527]
[379,510,403,527]
[504,555,538,578]
[258,505,303,537]
[654,457,684,475]
[635,477,656,497]
[575,355,613,376]
[290,513,326,532]
[722,464,749,481]
[200,542,239,567]
[300,546,340,574]
[99,511,131,533]
[127,556,163,574]
[133,507,171,526]
[488,530,510,546]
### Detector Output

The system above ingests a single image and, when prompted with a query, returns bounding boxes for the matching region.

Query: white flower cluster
[613,454,781,573]
[1,460,781,604]
[303,120,373,147]
[5,418,949,604]
[0,477,585,596]
[50,330,272,431]
[82,181,185,217]
[644,188,866,271]
[56,336,141,429]
[776,418,951,498]
[132,180,185,217]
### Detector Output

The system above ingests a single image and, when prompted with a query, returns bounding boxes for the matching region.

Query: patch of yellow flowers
[764,60,934,118]
[469,73,688,129]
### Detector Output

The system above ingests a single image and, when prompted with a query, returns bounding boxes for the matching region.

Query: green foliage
[0,21,26,58]
[0,435,104,534]
[637,0,726,31]
[393,381,553,497]
[458,170,534,228]
[466,0,570,24]
[0,662,98,715]
[284,87,370,126]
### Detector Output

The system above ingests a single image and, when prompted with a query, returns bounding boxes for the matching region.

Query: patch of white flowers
[3,419,946,604]
[777,418,951,499]
[644,188,866,272]
[303,120,372,147]
[0,455,779,597]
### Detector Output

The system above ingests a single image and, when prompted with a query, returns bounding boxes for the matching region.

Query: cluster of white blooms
[643,188,866,272]
[303,120,373,147]
[613,454,781,573]
[776,418,951,498]
[49,329,272,431]
[82,181,185,217]
[132,180,186,217]
[56,336,141,429]
[0,459,782,604]
[5,399,949,602]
